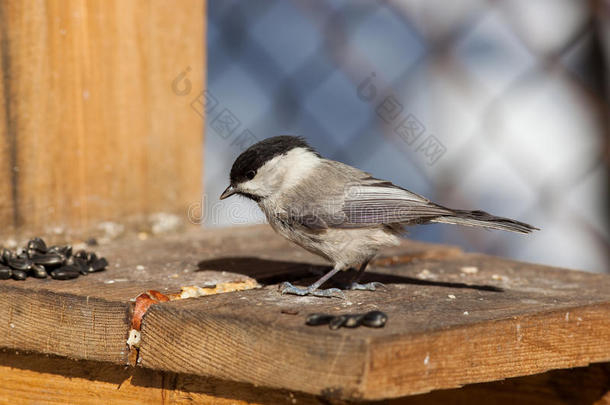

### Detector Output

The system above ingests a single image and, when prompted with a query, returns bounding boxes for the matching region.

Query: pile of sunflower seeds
[306,310,388,329]
[0,237,108,281]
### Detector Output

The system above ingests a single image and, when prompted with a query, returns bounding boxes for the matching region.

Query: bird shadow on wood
[197,257,503,293]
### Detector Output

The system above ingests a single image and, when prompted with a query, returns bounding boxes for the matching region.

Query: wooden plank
[0,0,204,238]
[0,287,130,363]
[391,362,610,405]
[0,352,608,405]
[0,6,15,236]
[0,225,608,400]
[138,261,610,400]
[0,351,321,405]
[366,303,610,399]
[0,225,463,303]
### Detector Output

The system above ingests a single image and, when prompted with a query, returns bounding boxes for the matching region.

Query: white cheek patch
[278,147,321,189]
[238,177,267,197]
[238,147,321,198]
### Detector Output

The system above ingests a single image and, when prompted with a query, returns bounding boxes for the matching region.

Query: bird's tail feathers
[430,209,538,234]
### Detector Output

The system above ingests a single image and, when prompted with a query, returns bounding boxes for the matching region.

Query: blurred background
[202,0,609,273]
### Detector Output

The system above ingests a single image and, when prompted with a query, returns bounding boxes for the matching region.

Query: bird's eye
[246,170,256,180]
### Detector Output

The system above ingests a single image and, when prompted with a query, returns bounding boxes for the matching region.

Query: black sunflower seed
[8,256,32,271]
[30,263,48,279]
[67,257,89,275]
[73,250,88,260]
[329,315,349,330]
[86,251,98,264]
[342,314,366,328]
[31,252,65,266]
[89,257,108,272]
[48,245,72,258]
[305,313,334,326]
[11,269,28,280]
[50,266,80,280]
[362,311,388,328]
[1,248,11,264]
[0,265,11,280]
[27,237,47,254]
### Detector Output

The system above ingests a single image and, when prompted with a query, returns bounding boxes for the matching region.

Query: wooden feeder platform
[0,225,609,404]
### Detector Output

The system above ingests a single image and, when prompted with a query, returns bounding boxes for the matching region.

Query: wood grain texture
[0,352,608,405]
[0,287,130,363]
[393,362,610,405]
[366,303,610,399]
[0,4,15,235]
[0,351,321,405]
[0,225,608,400]
[138,279,610,400]
[0,0,204,237]
[1,351,608,405]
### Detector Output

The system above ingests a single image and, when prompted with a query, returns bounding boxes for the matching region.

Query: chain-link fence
[201,0,609,273]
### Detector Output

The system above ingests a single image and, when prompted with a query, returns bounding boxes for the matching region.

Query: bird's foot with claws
[280,282,345,299]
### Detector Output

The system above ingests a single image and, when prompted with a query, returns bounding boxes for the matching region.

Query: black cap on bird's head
[220,136,317,200]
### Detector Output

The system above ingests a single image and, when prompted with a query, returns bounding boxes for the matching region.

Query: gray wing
[338,182,453,227]
[285,160,452,230]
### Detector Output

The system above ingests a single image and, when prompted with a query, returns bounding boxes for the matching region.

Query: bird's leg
[345,259,385,291]
[280,265,345,298]
[306,264,330,277]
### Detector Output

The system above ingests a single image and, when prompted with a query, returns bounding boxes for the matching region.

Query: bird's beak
[220,185,237,200]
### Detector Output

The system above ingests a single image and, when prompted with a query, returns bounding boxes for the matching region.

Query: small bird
[220,136,538,297]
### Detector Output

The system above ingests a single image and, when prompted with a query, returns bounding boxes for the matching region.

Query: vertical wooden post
[0,0,205,238]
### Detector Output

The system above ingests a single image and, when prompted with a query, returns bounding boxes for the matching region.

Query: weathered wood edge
[1,282,609,401]
[0,285,131,363]
[0,224,464,367]
[137,299,610,401]
[0,222,608,401]
[2,349,605,404]
[138,306,370,399]
[364,302,610,399]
